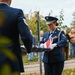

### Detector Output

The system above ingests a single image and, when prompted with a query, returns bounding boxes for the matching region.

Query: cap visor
[46,20,55,25]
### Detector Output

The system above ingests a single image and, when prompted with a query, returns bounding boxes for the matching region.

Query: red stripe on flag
[46,39,51,48]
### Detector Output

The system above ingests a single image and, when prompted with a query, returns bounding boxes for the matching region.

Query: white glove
[40,43,47,48]
[43,42,47,48]
[50,43,57,50]
[40,44,44,48]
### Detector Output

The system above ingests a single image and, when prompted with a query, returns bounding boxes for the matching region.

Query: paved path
[23,59,75,74]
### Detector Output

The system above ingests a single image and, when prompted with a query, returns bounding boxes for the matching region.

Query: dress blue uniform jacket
[0,3,32,72]
[40,29,67,63]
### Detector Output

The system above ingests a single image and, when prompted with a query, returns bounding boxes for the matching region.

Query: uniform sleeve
[57,31,67,47]
[17,9,32,53]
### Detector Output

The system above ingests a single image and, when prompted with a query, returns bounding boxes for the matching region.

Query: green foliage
[40,20,48,32]
[25,11,37,35]
[57,9,64,30]
[61,25,70,34]
[62,68,75,75]
[22,55,38,64]
[0,37,16,61]
[0,64,19,75]
[66,28,70,34]
[48,10,53,16]
[59,9,64,25]
[25,11,48,35]
[71,12,75,27]
[0,37,19,75]
[25,10,68,35]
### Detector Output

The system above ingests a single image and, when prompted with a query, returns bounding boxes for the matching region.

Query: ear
[7,0,11,6]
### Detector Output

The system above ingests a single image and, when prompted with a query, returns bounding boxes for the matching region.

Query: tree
[62,25,70,33]
[40,19,48,32]
[48,10,53,16]
[25,11,48,35]
[57,9,64,30]
[24,10,65,35]
[25,11,37,35]
[71,12,75,27]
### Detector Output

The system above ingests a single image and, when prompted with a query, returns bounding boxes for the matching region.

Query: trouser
[62,47,69,60]
[70,43,75,57]
[28,52,33,60]
[38,52,44,61]
[44,61,64,75]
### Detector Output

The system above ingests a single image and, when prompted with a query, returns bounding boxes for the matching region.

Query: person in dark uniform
[40,16,67,75]
[0,0,32,74]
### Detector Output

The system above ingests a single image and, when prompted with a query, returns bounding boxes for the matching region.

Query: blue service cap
[45,16,58,25]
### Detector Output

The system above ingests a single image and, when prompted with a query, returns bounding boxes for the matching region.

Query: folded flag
[44,38,52,48]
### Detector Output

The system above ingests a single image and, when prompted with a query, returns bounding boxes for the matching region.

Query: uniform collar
[50,29,58,35]
[50,29,56,33]
[0,2,9,6]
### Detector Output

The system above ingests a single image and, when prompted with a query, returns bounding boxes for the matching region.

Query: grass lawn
[21,68,75,75]
[62,68,75,75]
[22,55,38,65]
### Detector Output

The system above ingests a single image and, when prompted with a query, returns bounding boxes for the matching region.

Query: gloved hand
[40,44,44,48]
[40,43,48,48]
[49,43,57,50]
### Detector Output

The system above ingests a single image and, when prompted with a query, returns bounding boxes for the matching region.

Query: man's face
[40,31,44,37]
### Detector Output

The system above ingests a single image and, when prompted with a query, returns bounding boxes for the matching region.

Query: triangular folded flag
[44,38,52,48]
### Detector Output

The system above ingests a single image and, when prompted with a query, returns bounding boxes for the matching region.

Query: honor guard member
[0,0,32,74]
[40,16,67,75]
